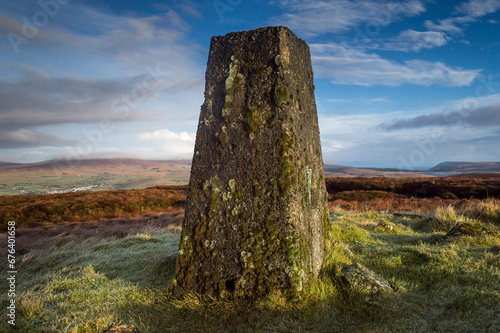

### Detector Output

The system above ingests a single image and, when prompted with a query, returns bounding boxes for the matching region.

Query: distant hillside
[429,162,500,173]
[0,161,22,167]
[323,165,437,178]
[3,158,500,196]
[0,158,191,196]
[2,158,190,171]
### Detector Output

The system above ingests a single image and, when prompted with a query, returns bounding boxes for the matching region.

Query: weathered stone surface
[172,26,330,299]
[341,263,393,293]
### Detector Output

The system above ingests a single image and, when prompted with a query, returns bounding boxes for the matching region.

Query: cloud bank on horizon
[0,0,499,169]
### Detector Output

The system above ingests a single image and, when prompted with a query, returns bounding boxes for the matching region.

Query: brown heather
[0,185,187,229]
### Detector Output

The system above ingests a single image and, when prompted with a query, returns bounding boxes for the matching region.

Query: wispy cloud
[311,43,481,86]
[455,0,500,17]
[424,0,500,38]
[325,97,390,103]
[325,98,353,103]
[375,104,500,131]
[376,30,448,52]
[0,71,146,129]
[0,129,76,149]
[269,0,426,36]
[423,17,470,35]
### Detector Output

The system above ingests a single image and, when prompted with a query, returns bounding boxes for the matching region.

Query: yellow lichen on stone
[222,54,239,118]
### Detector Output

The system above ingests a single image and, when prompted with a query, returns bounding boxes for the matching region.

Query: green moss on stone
[247,106,260,133]
[275,86,289,107]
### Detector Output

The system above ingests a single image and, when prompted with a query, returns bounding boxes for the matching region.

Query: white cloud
[368,97,391,103]
[455,0,500,17]
[136,128,196,158]
[423,18,465,35]
[311,43,481,86]
[378,30,448,52]
[453,93,500,110]
[269,0,426,36]
[138,128,196,142]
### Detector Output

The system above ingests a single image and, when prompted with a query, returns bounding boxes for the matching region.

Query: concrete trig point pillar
[173,26,330,299]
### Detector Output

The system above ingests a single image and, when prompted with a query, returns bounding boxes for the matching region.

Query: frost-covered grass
[1,206,499,332]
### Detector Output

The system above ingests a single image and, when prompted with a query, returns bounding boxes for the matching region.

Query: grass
[1,202,499,332]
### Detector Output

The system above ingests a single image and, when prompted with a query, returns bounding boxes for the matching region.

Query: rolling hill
[0,158,191,196]
[1,159,499,196]
[429,161,500,173]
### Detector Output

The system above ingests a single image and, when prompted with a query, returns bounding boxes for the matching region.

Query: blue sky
[0,0,499,169]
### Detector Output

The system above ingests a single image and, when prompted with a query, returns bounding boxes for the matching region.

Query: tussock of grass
[414,205,461,233]
[432,205,462,231]
[1,209,499,332]
[467,198,500,225]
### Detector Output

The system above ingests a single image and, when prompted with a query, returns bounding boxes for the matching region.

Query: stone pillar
[173,26,330,299]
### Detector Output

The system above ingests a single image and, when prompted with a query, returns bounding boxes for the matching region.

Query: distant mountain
[0,161,22,167]
[323,165,434,178]
[429,162,500,173]
[324,162,500,177]
[2,158,191,170]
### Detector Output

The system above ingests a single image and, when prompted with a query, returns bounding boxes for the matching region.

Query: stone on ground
[340,263,393,293]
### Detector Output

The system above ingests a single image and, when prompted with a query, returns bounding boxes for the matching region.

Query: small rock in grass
[340,263,394,293]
